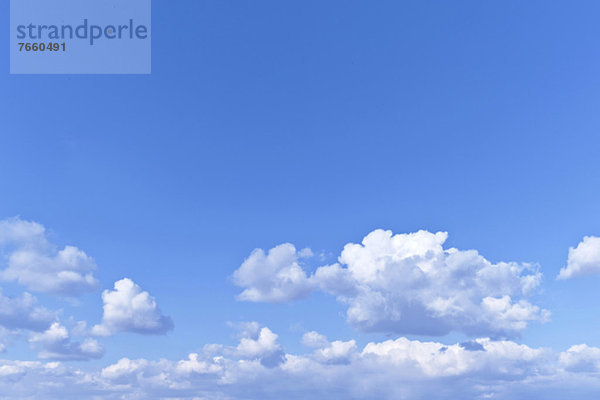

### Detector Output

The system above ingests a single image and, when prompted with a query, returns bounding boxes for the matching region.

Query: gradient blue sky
[2,1,600,399]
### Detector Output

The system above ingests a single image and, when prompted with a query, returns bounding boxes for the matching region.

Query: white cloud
[0,290,54,332]
[320,230,548,337]
[204,322,285,368]
[301,331,329,348]
[298,248,314,258]
[236,327,281,359]
[91,278,173,336]
[301,331,356,364]
[558,236,600,279]
[233,243,312,303]
[559,344,600,372]
[234,229,548,338]
[176,353,224,375]
[0,326,598,400]
[0,217,99,296]
[0,360,95,399]
[29,322,104,361]
[315,340,357,365]
[360,336,551,379]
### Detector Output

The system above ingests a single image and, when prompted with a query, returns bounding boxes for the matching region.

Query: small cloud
[0,290,55,331]
[557,236,600,280]
[298,248,314,258]
[91,278,173,336]
[0,217,99,296]
[30,322,104,361]
[301,331,329,348]
[205,322,285,368]
[232,244,312,303]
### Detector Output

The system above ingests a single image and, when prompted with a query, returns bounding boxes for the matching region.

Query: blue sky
[2,1,600,399]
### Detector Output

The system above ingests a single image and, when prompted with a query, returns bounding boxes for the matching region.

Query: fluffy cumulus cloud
[557,236,600,279]
[0,290,54,332]
[301,331,357,364]
[301,331,329,348]
[559,344,600,372]
[0,325,599,399]
[234,229,548,337]
[1,223,596,399]
[234,326,285,367]
[29,322,104,361]
[233,243,313,302]
[91,278,173,336]
[0,218,99,296]
[201,321,285,368]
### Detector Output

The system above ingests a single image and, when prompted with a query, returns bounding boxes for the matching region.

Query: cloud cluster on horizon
[234,229,549,338]
[1,322,600,400]
[2,216,600,398]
